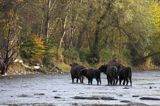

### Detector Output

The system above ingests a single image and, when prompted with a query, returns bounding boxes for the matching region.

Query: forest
[0,0,160,75]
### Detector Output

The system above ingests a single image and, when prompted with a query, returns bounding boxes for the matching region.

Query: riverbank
[5,62,69,76]
[3,62,160,77]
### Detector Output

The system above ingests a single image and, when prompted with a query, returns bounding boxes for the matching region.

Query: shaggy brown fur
[119,65,132,86]
[70,63,85,83]
[80,68,101,85]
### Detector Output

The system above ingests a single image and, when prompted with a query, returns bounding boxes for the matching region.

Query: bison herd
[70,59,132,86]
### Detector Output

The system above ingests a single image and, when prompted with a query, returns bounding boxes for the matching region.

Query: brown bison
[99,59,132,86]
[99,64,118,85]
[98,64,108,73]
[80,68,101,85]
[119,65,132,86]
[106,66,118,85]
[108,59,132,86]
[98,64,109,84]
[70,63,85,83]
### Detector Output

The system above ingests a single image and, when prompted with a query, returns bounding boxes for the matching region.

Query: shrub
[79,48,90,62]
[63,48,80,63]
[20,34,45,64]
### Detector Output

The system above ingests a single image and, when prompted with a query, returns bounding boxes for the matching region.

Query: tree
[0,0,24,75]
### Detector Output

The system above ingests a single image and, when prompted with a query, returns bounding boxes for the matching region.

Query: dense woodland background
[0,0,160,74]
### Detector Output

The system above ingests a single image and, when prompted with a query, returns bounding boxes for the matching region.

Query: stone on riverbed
[54,96,61,99]
[120,100,131,103]
[132,95,140,97]
[17,94,32,98]
[73,96,100,100]
[140,97,160,100]
[73,96,116,100]
[34,93,45,96]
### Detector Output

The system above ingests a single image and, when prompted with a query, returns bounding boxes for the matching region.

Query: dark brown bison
[119,66,132,86]
[80,68,101,85]
[108,59,132,86]
[98,64,108,73]
[70,63,85,83]
[99,59,132,86]
[98,64,109,84]
[106,66,118,85]
[99,64,118,85]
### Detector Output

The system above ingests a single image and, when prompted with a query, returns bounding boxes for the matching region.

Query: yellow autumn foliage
[31,35,45,63]
[149,2,160,32]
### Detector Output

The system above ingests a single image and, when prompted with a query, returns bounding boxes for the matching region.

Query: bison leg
[108,79,111,85]
[110,77,114,85]
[126,79,129,86]
[123,79,126,85]
[91,79,93,85]
[80,76,84,83]
[96,78,101,85]
[107,79,110,85]
[111,79,114,85]
[109,79,112,85]
[76,78,79,83]
[113,78,116,85]
[113,79,116,85]
[129,71,132,86]
[119,78,122,85]
[115,77,118,85]
[107,76,111,85]
[130,77,132,86]
[88,79,90,85]
[72,78,74,83]
[99,78,101,85]
[96,78,98,85]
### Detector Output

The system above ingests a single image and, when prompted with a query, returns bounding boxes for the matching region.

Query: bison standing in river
[99,64,118,85]
[99,59,132,86]
[119,66,132,86]
[98,64,109,84]
[106,66,118,85]
[80,68,101,85]
[108,59,132,86]
[70,63,86,83]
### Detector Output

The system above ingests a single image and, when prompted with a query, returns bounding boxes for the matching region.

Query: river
[0,71,160,106]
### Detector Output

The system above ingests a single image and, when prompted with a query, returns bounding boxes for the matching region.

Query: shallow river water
[0,71,160,106]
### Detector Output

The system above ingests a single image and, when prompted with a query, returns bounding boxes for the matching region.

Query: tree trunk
[89,12,106,64]
[57,16,68,62]
[44,0,51,43]
[0,62,7,75]
[76,26,87,51]
[76,4,93,51]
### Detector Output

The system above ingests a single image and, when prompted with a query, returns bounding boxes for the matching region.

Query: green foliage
[99,49,111,63]
[150,36,160,65]
[79,48,90,62]
[63,48,80,63]
[20,34,45,64]
[9,0,160,72]
[43,39,57,66]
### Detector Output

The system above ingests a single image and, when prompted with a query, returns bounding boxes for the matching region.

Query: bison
[99,59,132,86]
[98,64,109,84]
[80,68,101,85]
[106,66,118,85]
[99,64,118,85]
[118,66,132,86]
[70,63,85,83]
